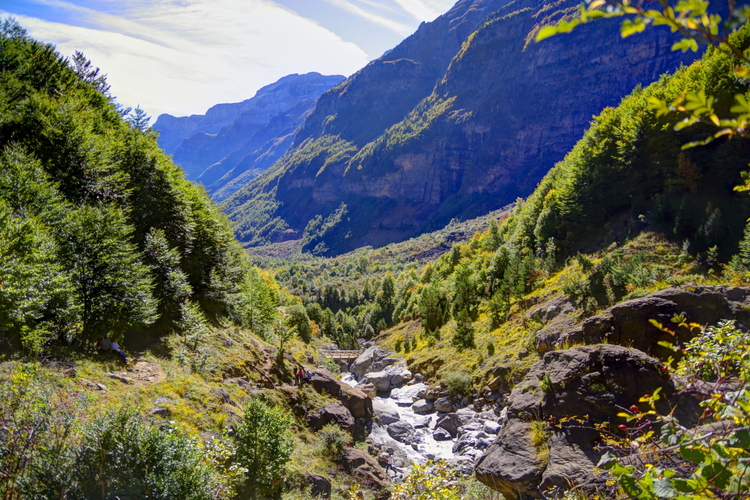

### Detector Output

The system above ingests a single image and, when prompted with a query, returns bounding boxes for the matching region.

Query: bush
[73,409,217,500]
[318,423,349,459]
[442,372,472,397]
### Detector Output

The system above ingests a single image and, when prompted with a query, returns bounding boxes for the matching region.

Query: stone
[373,400,400,425]
[350,346,391,379]
[483,421,501,434]
[475,420,544,500]
[357,382,377,398]
[435,413,462,438]
[454,408,477,426]
[386,364,413,387]
[212,388,238,407]
[433,428,453,441]
[434,397,454,413]
[340,448,390,490]
[222,338,234,347]
[386,421,416,444]
[154,396,174,405]
[538,286,750,359]
[476,345,678,498]
[363,371,391,393]
[149,407,169,416]
[107,373,133,384]
[411,399,434,415]
[306,473,331,498]
[307,403,355,432]
[309,369,373,420]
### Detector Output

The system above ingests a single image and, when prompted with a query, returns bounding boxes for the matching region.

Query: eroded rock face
[537,286,750,358]
[309,369,373,420]
[341,447,390,491]
[350,346,392,379]
[476,344,674,498]
[307,402,355,432]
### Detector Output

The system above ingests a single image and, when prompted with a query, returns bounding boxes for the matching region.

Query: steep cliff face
[152,72,344,185]
[224,0,701,255]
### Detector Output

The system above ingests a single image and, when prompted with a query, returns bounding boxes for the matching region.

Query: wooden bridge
[319,349,362,361]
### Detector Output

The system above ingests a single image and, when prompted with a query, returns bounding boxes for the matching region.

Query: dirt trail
[107,358,166,385]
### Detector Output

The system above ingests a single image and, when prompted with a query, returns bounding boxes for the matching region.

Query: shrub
[318,423,349,459]
[442,372,472,397]
[73,409,217,500]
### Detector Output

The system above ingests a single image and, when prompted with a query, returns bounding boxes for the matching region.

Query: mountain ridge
[224,0,705,256]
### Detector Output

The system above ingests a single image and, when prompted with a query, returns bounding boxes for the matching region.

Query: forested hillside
[0,20,277,354]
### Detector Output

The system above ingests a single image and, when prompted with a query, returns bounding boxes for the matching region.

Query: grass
[530,420,552,466]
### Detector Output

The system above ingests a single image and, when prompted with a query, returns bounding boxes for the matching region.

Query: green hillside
[0,20,278,354]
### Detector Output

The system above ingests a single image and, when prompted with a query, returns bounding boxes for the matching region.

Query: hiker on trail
[96,337,112,352]
[296,367,304,385]
[384,454,396,474]
[303,371,313,383]
[111,339,127,365]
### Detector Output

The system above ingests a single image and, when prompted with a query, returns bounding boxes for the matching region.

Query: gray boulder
[308,369,373,420]
[306,473,331,498]
[387,421,416,443]
[435,413,462,438]
[433,428,453,441]
[483,421,501,434]
[537,286,750,359]
[341,447,390,490]
[412,399,434,414]
[476,344,676,499]
[350,346,392,378]
[363,371,391,392]
[434,397,454,413]
[373,400,400,425]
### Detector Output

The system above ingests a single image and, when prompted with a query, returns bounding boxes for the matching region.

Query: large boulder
[412,399,434,414]
[306,473,331,498]
[341,448,390,490]
[435,413,462,438]
[476,344,675,499]
[434,397,454,413]
[386,421,416,444]
[307,402,355,432]
[350,346,393,379]
[475,420,543,499]
[309,369,373,420]
[363,371,392,392]
[373,400,400,425]
[537,286,750,358]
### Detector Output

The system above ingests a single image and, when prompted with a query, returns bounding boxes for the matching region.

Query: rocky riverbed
[341,345,506,480]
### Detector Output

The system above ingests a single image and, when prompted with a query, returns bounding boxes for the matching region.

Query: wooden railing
[319,349,361,360]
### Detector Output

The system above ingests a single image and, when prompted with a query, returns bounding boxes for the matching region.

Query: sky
[0,0,457,119]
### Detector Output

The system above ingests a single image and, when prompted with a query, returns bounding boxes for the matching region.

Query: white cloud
[321,0,414,36]
[1,0,370,118]
[392,0,457,22]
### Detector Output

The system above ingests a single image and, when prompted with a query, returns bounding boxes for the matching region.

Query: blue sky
[1,0,455,119]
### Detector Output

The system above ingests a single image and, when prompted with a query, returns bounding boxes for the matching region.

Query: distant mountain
[153,72,344,198]
[222,0,704,256]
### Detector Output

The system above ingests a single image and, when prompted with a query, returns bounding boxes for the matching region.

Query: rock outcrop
[307,402,355,432]
[340,448,390,491]
[308,369,373,420]
[476,344,675,498]
[536,286,750,358]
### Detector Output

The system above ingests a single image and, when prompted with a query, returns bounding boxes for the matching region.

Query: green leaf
[621,17,647,37]
[535,25,560,42]
[653,478,677,497]
[671,38,699,52]
[680,445,707,464]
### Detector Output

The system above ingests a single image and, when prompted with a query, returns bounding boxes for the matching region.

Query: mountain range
[220,0,704,256]
[153,72,344,201]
